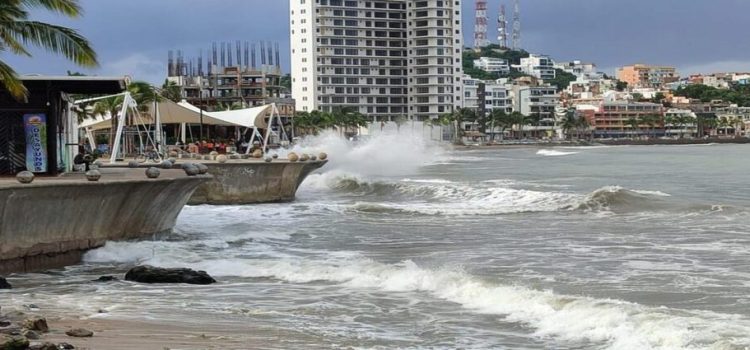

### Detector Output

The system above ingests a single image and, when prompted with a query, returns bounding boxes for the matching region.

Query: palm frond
[20,0,81,17]
[9,20,98,67]
[0,59,28,100]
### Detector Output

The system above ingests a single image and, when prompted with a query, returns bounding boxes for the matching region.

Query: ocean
[4,133,750,349]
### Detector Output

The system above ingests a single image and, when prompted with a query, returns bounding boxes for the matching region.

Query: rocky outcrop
[21,318,47,333]
[125,266,216,285]
[0,278,10,289]
[0,334,29,350]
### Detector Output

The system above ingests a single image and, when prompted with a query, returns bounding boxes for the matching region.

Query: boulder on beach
[0,334,29,350]
[57,342,75,349]
[22,317,48,333]
[27,341,57,350]
[65,328,93,338]
[124,265,216,285]
[0,277,10,289]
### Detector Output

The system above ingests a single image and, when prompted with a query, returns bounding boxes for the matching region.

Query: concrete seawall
[189,160,327,205]
[0,169,208,273]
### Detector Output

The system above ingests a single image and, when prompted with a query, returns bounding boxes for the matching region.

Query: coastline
[458,137,750,149]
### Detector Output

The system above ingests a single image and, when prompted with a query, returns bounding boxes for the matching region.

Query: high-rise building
[290,0,463,121]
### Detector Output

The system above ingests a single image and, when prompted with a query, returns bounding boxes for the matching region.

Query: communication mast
[498,4,508,48]
[474,0,488,48]
[512,0,521,50]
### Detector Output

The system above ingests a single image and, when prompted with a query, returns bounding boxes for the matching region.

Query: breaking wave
[537,149,579,156]
[85,245,750,350]
[318,177,692,216]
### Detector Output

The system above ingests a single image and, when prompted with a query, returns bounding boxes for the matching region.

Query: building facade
[290,0,463,121]
[555,60,599,79]
[515,54,555,81]
[591,101,664,138]
[617,64,679,89]
[473,57,510,74]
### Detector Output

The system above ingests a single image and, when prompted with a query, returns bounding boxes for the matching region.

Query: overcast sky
[5,0,750,83]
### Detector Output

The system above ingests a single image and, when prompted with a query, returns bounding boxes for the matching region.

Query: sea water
[5,132,750,349]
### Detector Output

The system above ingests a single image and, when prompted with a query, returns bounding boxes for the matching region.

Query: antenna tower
[512,0,521,50]
[498,4,508,48]
[474,0,488,48]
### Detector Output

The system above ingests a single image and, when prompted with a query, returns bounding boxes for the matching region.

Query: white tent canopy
[79,99,273,131]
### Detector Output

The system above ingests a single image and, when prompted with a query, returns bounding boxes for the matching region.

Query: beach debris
[91,276,118,283]
[0,277,10,289]
[124,265,217,285]
[84,170,101,182]
[195,163,209,175]
[0,334,29,349]
[287,152,299,162]
[216,155,228,163]
[127,161,139,168]
[22,317,48,333]
[318,152,328,160]
[27,341,57,350]
[145,167,161,179]
[65,328,93,338]
[15,171,34,184]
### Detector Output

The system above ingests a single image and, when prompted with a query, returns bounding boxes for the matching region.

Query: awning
[79,99,273,130]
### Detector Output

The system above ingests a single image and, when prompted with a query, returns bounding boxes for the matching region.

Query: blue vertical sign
[23,113,48,173]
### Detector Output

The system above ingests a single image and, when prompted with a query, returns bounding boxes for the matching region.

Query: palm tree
[91,95,124,150]
[0,0,98,100]
[509,111,530,140]
[625,117,640,139]
[488,109,512,142]
[160,80,182,102]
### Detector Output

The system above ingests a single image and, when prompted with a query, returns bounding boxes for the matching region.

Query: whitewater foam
[537,149,579,157]
[87,246,750,350]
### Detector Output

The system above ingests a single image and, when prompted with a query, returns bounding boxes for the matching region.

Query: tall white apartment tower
[290,0,462,121]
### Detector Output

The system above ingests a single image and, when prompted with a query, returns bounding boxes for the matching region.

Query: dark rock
[0,277,10,289]
[92,276,118,283]
[22,317,48,333]
[124,265,216,285]
[23,329,40,340]
[0,321,10,327]
[28,342,57,350]
[65,328,93,338]
[0,334,29,350]
[57,342,75,349]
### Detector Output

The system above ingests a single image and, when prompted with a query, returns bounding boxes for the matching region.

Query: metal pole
[199,95,204,140]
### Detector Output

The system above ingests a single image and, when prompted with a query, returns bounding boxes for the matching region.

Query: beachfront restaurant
[0,76,127,176]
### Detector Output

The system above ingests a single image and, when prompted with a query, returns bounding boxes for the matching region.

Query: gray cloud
[5,0,749,83]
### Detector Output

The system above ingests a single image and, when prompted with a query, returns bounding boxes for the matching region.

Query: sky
[5,0,750,84]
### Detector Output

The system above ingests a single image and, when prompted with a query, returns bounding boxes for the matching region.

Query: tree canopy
[674,84,750,106]
[0,0,98,99]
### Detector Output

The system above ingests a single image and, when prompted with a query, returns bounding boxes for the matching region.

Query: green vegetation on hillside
[547,69,577,91]
[674,84,750,107]
[462,45,531,81]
